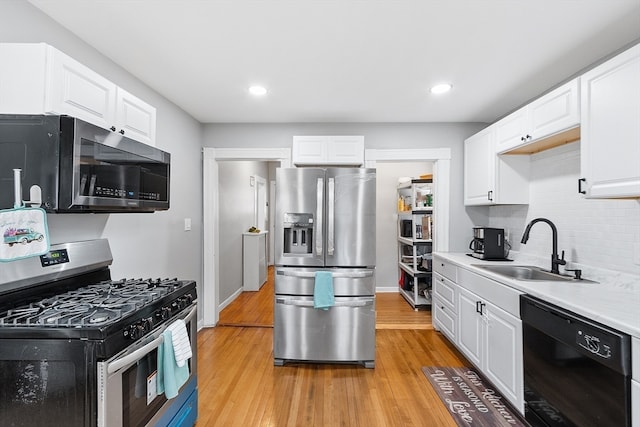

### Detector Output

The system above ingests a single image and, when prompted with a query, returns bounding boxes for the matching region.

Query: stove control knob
[161,307,171,320]
[127,323,141,340]
[141,318,153,333]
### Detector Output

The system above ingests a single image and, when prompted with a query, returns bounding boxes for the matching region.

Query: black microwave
[0,115,170,213]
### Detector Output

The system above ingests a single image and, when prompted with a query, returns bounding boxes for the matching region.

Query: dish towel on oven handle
[157,326,190,399]
[166,319,192,367]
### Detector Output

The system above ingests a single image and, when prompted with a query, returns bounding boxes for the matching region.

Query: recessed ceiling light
[249,85,267,96]
[430,83,452,94]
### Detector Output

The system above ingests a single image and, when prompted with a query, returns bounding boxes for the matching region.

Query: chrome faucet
[520,218,566,274]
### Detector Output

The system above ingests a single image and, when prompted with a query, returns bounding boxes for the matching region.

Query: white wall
[489,142,640,277]
[1,1,204,308]
[203,122,486,254]
[218,161,270,302]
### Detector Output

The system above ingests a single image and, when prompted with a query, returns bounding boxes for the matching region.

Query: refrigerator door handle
[277,270,374,279]
[316,177,323,257]
[327,177,335,256]
[275,297,374,308]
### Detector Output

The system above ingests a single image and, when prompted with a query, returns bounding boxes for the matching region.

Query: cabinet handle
[520,136,526,142]
[487,190,493,201]
[110,126,116,132]
[578,178,586,194]
[476,301,482,314]
[526,134,532,140]
[119,129,125,135]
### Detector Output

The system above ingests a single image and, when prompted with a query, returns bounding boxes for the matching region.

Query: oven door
[97,304,197,427]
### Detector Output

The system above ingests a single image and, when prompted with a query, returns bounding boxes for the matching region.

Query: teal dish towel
[314,271,335,310]
[157,329,190,399]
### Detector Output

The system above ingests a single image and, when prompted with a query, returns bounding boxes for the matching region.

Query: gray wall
[203,122,488,290]
[218,161,270,303]
[1,1,204,306]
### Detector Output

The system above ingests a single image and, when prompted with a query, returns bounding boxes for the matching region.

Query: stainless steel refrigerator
[273,167,376,368]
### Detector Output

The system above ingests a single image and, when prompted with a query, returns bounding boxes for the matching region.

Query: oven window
[122,350,167,427]
[0,340,92,427]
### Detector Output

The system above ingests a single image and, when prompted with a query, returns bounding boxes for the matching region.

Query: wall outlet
[184,218,192,231]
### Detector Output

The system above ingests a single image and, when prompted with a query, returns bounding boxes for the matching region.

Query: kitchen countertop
[434,252,640,338]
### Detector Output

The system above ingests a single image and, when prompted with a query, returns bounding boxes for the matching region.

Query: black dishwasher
[520,294,632,427]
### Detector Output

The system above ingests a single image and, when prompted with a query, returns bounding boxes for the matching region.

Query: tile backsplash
[489,141,640,277]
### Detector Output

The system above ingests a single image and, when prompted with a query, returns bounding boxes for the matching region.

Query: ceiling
[29,0,640,124]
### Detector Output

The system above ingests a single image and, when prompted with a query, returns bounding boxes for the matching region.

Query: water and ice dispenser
[282,213,314,255]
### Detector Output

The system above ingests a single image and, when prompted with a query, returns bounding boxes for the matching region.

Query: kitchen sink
[473,265,579,282]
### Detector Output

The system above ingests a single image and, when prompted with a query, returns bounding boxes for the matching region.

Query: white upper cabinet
[0,43,156,146]
[464,126,530,206]
[495,78,580,154]
[293,136,364,166]
[115,87,157,146]
[580,43,640,198]
[46,45,117,130]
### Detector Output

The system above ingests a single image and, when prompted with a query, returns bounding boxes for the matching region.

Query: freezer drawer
[273,295,375,368]
[275,267,375,296]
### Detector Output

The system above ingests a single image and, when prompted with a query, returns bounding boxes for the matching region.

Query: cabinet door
[433,296,456,342]
[292,136,328,165]
[326,136,364,165]
[529,78,580,142]
[457,287,483,366]
[115,88,157,146]
[494,108,528,153]
[464,127,495,205]
[0,43,48,113]
[45,46,117,130]
[483,303,523,412]
[580,44,640,198]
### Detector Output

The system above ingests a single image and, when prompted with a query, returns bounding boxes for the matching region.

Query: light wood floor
[197,267,468,426]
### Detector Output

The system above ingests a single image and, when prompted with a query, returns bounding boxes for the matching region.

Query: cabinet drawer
[434,272,456,309]
[433,256,457,282]
[458,268,522,318]
[433,296,456,342]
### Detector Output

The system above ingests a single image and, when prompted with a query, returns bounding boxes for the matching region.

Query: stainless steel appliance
[0,239,197,427]
[468,227,507,260]
[274,168,376,368]
[520,295,632,426]
[0,115,170,212]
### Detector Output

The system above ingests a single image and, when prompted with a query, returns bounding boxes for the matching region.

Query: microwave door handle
[327,177,335,256]
[316,178,323,257]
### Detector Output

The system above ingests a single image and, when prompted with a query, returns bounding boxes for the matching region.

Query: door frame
[202,148,291,327]
[365,148,451,253]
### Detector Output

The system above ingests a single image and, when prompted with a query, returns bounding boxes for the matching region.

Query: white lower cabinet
[456,281,524,413]
[434,255,525,414]
[433,272,457,342]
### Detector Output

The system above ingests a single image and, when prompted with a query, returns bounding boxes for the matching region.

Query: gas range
[0,278,188,328]
[0,239,199,427]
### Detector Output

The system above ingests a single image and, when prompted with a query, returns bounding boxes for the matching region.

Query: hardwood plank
[195,326,468,426]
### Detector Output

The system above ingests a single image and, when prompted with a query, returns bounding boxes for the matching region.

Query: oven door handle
[106,305,197,375]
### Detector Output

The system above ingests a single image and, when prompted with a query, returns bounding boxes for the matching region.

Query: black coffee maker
[468,227,506,260]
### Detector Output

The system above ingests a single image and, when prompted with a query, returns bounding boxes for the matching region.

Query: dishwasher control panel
[577,330,612,359]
